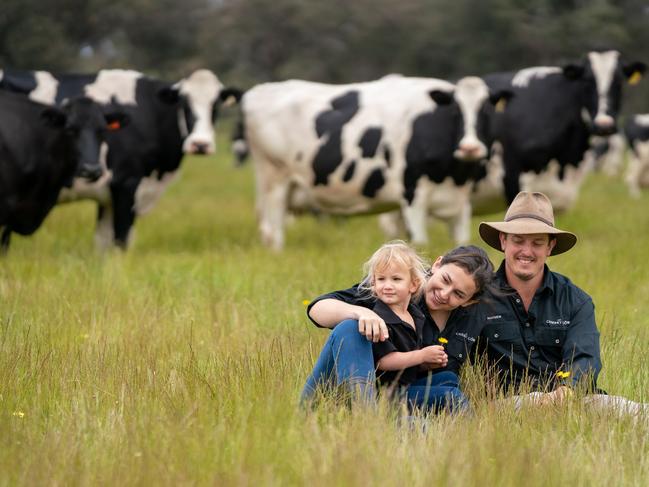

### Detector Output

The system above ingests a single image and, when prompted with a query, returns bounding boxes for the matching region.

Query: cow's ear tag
[495,98,507,113]
[107,121,121,131]
[629,71,642,85]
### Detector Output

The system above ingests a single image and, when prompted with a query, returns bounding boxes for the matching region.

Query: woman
[301,244,496,411]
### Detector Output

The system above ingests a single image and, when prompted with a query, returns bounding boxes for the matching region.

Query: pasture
[1,126,648,486]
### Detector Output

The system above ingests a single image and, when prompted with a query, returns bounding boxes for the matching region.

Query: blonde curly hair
[359,240,428,301]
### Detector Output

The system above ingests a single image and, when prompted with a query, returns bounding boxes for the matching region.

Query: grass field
[1,133,648,486]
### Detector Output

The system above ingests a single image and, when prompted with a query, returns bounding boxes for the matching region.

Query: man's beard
[513,269,535,281]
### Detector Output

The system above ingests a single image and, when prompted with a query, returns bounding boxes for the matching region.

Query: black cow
[0,91,127,252]
[482,50,645,210]
[0,68,241,249]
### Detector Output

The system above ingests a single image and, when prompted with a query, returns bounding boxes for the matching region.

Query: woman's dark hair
[438,245,496,301]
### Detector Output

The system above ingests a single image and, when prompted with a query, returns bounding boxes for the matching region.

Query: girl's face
[373,262,418,308]
[424,262,478,312]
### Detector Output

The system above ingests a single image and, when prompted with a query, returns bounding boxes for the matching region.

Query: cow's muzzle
[76,166,104,182]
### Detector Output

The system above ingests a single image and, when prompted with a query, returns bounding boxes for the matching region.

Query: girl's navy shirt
[370,300,426,386]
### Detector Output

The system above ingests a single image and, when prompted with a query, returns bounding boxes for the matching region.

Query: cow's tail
[232,116,249,166]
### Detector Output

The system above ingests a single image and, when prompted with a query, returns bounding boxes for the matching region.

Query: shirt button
[459,353,463,358]
[530,346,535,351]
[555,339,560,344]
[494,333,499,338]
[525,322,530,327]
[516,299,521,303]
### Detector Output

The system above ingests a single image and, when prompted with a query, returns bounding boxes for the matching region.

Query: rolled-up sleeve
[372,339,398,363]
[306,285,375,327]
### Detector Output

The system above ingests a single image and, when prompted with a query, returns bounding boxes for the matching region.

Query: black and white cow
[481,50,645,210]
[0,91,127,252]
[0,68,241,249]
[242,75,511,250]
[624,114,649,198]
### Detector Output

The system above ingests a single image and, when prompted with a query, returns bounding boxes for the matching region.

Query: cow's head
[41,97,129,182]
[157,69,242,155]
[430,77,513,162]
[563,50,646,136]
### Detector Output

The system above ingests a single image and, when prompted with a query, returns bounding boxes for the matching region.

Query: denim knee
[330,319,362,344]
[432,371,461,388]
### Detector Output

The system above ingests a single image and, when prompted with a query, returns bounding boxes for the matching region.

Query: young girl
[359,241,468,411]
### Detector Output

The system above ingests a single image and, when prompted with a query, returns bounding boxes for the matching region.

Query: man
[475,191,597,404]
[475,192,649,415]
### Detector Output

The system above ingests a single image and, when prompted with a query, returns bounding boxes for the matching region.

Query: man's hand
[536,386,573,406]
[418,345,448,370]
[357,309,389,342]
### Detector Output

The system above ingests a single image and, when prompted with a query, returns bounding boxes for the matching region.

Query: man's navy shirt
[470,261,602,391]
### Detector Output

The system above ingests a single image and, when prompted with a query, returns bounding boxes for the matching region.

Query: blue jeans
[405,371,469,413]
[301,319,376,405]
[301,319,469,413]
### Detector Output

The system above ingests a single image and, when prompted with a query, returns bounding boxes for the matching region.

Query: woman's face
[424,262,478,312]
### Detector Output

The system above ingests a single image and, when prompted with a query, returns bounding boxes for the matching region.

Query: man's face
[499,233,556,282]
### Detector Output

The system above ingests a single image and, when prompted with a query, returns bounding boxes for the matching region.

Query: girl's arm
[377,345,444,370]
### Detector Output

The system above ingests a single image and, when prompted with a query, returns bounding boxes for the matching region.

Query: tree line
[2,0,649,110]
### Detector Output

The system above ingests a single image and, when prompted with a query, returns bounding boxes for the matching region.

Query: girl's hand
[418,345,448,369]
[356,309,389,342]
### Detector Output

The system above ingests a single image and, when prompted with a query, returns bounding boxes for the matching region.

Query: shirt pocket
[484,323,519,344]
[535,328,567,348]
[445,337,469,362]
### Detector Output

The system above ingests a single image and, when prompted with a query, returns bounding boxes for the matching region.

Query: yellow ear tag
[629,71,642,85]
[495,98,507,113]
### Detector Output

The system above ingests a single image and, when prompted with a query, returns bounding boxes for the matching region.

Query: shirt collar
[495,260,555,295]
[372,300,425,328]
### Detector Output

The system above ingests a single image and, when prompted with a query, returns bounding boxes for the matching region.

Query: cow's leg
[378,211,405,239]
[259,181,290,250]
[0,227,10,255]
[448,199,471,245]
[503,161,521,204]
[601,134,626,176]
[253,155,290,250]
[94,204,116,251]
[110,181,139,250]
[401,183,430,245]
[626,147,645,199]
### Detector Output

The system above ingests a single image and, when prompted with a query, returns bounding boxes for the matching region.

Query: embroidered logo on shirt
[546,319,570,326]
[486,315,502,320]
[455,332,476,343]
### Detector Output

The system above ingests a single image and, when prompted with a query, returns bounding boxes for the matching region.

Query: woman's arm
[309,299,389,342]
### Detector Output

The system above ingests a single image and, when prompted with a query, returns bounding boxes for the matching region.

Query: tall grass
[1,137,648,485]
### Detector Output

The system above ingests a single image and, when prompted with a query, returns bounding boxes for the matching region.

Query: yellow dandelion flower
[12,411,25,418]
[302,300,311,306]
[438,337,448,345]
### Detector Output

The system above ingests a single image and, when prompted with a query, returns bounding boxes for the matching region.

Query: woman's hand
[356,309,389,342]
[418,345,448,369]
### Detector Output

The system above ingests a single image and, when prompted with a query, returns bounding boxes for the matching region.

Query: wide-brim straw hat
[479,191,577,256]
